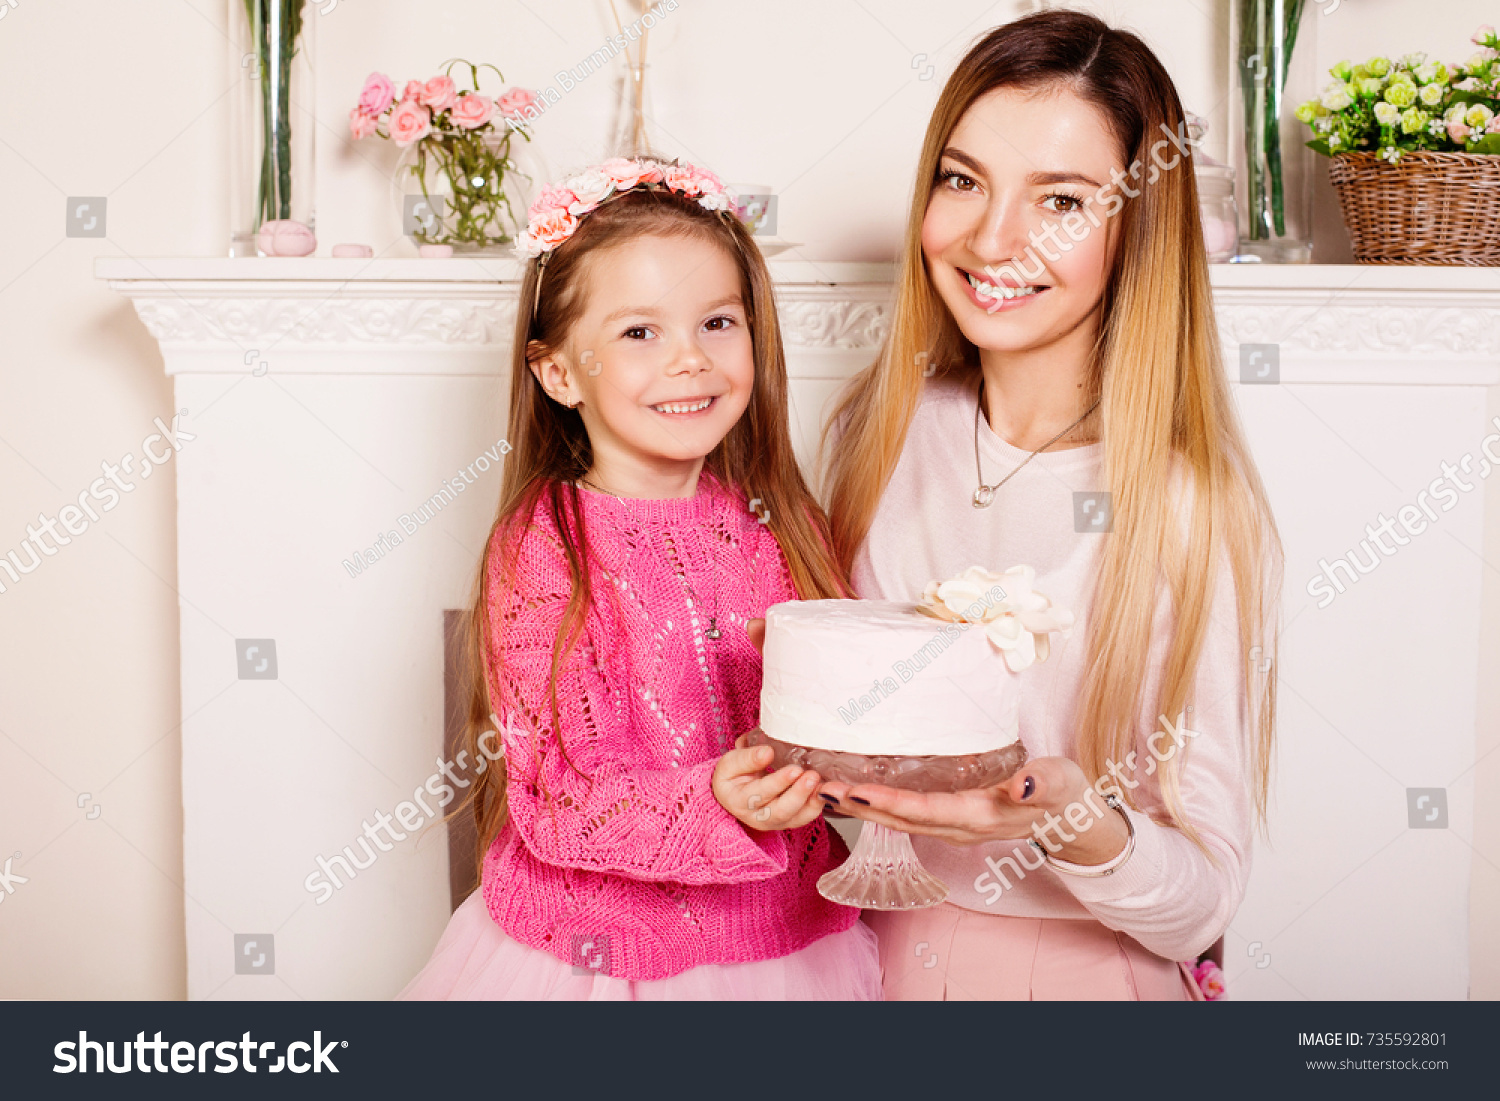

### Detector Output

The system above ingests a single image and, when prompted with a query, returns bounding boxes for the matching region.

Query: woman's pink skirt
[863,901,1206,1001]
[396,888,884,1001]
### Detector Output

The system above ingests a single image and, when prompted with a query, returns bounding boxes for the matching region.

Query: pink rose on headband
[528,185,578,219]
[420,75,457,112]
[348,106,380,139]
[358,72,395,117]
[521,207,578,256]
[598,158,654,190]
[565,169,616,214]
[451,93,494,130]
[389,100,432,147]
[496,88,539,119]
[663,163,712,196]
[402,80,424,103]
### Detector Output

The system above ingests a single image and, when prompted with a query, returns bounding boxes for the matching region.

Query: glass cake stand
[746,729,1028,910]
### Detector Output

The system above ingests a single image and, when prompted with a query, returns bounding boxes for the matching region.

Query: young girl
[397,157,882,1000]
[815,10,1284,999]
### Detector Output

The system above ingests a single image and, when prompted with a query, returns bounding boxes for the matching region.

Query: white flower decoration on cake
[917,564,1074,672]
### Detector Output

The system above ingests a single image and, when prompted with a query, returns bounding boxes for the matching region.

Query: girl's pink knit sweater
[480,474,858,981]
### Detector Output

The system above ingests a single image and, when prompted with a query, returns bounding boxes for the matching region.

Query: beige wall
[1,0,1495,998]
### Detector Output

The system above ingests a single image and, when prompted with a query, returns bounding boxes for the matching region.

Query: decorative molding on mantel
[775,284,891,350]
[104,278,895,355]
[96,259,1500,384]
[1214,287,1500,384]
[123,282,520,350]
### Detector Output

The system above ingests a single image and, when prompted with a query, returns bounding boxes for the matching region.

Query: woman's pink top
[852,374,1269,963]
[480,474,857,981]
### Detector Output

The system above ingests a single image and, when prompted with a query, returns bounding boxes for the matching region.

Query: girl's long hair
[455,186,849,882]
[823,10,1283,845]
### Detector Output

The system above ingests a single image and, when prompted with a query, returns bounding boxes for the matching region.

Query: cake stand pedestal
[746,730,1028,910]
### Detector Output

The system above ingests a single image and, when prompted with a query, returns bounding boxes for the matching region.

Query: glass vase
[1229,0,1316,262]
[229,0,316,256]
[392,129,525,254]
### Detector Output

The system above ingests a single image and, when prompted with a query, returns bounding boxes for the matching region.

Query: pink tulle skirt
[396,889,884,1001]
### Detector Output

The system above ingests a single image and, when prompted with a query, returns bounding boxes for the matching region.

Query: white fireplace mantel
[100,257,1500,384]
[98,257,1498,1001]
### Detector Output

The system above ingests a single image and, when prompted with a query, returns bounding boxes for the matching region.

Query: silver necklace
[972,381,1101,508]
[577,476,724,640]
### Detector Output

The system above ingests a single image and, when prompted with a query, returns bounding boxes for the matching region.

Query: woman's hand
[713,732,825,833]
[816,754,1129,864]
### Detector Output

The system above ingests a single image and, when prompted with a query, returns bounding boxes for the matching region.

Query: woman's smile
[957,267,1051,312]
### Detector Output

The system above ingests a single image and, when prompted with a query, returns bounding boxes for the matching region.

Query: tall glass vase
[1230,0,1315,262]
[229,0,316,256]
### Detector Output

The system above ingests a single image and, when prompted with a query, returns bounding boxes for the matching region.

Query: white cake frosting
[758,598,1021,757]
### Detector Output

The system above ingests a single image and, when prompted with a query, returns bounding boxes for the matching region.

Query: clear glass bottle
[1228,0,1315,262]
[229,0,317,256]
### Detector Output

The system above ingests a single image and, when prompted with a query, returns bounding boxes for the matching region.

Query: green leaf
[1467,133,1500,154]
[1305,138,1333,156]
[1447,89,1492,107]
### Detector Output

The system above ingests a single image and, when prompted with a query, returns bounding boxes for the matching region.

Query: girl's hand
[713,732,825,833]
[816,755,1129,863]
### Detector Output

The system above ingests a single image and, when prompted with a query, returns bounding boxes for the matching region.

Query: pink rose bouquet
[349,59,540,250]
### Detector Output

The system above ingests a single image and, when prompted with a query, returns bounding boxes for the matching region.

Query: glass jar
[1196,163,1239,262]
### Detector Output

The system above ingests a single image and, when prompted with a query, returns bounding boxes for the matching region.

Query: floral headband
[514,157,737,260]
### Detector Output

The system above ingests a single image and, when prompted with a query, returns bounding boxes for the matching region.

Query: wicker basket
[1328,151,1500,265]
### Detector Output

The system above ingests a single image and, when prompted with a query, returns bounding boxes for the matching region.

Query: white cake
[758,598,1021,757]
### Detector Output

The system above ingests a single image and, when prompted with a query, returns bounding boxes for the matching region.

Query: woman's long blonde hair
[824,10,1283,844]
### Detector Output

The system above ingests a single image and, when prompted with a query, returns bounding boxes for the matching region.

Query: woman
[814,10,1283,1000]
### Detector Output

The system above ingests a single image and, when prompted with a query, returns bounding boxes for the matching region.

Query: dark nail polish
[1022,776,1035,800]
[851,796,871,806]
[819,793,840,804]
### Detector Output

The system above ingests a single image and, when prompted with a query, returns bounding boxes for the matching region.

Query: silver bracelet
[1027,792,1136,877]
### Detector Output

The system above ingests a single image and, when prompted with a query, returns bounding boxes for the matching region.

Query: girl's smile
[649,394,719,416]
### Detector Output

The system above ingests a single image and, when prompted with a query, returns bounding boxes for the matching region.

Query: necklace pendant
[972,485,995,509]
[705,621,722,641]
